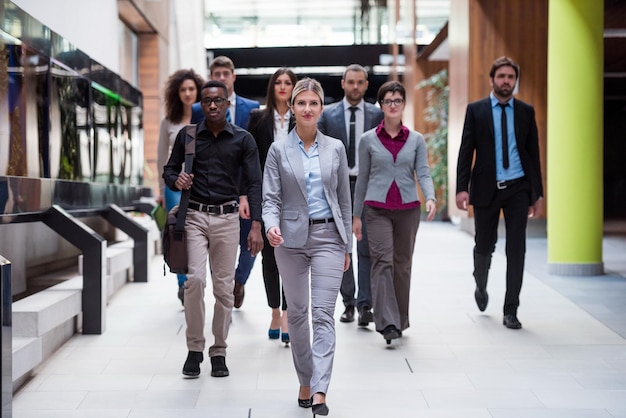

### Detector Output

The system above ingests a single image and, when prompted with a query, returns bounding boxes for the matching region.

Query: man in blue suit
[318,64,383,326]
[192,56,260,309]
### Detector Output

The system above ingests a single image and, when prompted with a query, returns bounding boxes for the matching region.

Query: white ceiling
[204,0,450,48]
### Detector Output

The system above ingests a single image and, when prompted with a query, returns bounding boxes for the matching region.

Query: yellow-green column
[547,0,603,275]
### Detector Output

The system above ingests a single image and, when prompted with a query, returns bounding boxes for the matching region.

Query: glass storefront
[0,1,143,187]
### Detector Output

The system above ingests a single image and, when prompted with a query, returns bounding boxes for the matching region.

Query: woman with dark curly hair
[157,68,205,304]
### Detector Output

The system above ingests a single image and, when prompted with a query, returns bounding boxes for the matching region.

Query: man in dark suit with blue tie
[318,64,383,326]
[192,56,260,309]
[456,56,544,330]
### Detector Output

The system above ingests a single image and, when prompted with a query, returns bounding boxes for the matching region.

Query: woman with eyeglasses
[352,80,437,345]
[262,78,352,416]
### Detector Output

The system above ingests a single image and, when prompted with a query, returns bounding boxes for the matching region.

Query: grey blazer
[353,128,436,216]
[262,129,353,253]
[317,100,384,146]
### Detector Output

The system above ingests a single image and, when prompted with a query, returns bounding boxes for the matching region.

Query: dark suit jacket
[247,109,295,171]
[191,95,260,128]
[317,100,383,146]
[456,97,544,207]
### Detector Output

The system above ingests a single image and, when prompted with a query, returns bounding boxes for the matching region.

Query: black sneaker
[210,355,229,377]
[182,351,203,377]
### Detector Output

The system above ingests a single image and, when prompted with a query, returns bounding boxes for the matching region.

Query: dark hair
[164,69,204,123]
[209,55,235,74]
[262,68,298,120]
[201,80,229,97]
[489,56,519,79]
[343,64,368,80]
[377,80,406,104]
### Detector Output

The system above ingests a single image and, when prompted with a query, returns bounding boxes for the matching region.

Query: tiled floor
[12,221,626,418]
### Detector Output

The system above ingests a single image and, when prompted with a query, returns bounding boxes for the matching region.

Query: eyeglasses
[381,98,404,107]
[201,97,228,106]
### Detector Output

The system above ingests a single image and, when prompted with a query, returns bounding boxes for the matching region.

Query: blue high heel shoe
[268,328,280,339]
[281,332,290,343]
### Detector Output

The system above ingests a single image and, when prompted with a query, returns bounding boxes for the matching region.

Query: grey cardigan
[353,127,436,216]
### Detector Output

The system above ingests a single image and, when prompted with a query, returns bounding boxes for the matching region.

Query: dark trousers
[261,227,287,310]
[234,218,257,285]
[339,177,373,310]
[365,205,420,332]
[473,181,530,315]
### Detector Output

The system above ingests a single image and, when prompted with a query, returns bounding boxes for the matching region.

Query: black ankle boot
[182,351,203,377]
[210,355,229,377]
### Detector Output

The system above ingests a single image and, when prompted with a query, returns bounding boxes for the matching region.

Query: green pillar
[547,0,603,275]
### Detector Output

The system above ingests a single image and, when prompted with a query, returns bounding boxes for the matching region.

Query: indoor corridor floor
[11,221,626,418]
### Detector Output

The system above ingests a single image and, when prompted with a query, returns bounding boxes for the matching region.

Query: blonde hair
[291,77,324,106]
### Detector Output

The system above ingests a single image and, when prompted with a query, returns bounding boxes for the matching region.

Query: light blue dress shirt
[297,136,333,220]
[490,93,525,181]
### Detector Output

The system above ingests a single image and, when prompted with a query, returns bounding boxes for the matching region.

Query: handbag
[162,125,196,274]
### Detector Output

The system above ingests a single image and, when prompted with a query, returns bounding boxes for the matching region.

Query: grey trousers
[364,205,420,332]
[274,223,344,395]
[183,210,239,357]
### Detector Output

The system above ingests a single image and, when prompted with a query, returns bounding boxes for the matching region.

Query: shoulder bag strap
[174,125,197,233]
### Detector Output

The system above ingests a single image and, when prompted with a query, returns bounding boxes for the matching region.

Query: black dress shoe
[357,306,374,326]
[233,282,245,309]
[340,305,355,323]
[182,351,203,377]
[474,287,488,312]
[210,355,230,377]
[503,314,522,329]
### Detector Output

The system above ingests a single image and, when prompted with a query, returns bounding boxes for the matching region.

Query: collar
[342,97,364,112]
[274,109,291,121]
[197,119,234,136]
[490,92,514,108]
[375,120,409,141]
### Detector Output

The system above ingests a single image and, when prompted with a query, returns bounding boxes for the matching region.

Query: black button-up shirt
[163,121,263,221]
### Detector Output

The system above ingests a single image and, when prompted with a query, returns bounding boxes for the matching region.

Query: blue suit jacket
[191,95,260,128]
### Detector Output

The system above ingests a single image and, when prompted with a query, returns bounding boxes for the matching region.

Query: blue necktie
[226,108,232,123]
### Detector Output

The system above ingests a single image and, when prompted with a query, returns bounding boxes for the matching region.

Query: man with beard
[456,56,544,330]
[318,64,383,326]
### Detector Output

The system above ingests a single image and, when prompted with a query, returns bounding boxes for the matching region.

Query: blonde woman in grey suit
[262,78,352,417]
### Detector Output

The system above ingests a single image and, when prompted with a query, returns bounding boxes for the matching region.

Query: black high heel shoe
[312,402,329,416]
[382,325,401,345]
[298,386,312,408]
[298,396,312,408]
